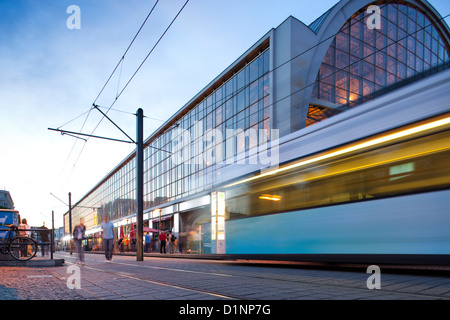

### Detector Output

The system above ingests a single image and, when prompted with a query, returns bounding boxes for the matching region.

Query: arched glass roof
[307,2,450,127]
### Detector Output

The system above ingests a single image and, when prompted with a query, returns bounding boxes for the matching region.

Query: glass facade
[308,2,450,127]
[64,158,136,234]
[144,49,271,208]
[64,48,271,234]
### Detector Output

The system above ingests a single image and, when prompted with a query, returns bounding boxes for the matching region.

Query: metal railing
[16,228,56,260]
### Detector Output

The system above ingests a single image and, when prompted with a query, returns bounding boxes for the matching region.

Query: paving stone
[1,252,450,301]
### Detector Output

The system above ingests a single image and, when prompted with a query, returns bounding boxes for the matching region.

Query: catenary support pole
[69,192,72,255]
[51,210,54,260]
[136,108,144,261]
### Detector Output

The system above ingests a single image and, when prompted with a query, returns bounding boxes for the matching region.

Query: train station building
[65,0,450,256]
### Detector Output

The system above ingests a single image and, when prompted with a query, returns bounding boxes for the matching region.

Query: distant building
[0,190,14,210]
[54,226,65,241]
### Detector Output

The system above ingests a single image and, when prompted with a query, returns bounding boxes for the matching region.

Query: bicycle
[0,225,37,261]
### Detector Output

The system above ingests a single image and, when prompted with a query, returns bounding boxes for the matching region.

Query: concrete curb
[0,258,65,267]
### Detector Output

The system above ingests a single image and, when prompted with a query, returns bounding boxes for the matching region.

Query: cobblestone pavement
[0,266,85,300]
[1,252,450,301]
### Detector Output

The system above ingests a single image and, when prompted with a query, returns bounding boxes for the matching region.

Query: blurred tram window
[225,122,450,219]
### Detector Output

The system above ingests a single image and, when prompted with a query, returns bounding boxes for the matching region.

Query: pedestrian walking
[101,215,115,262]
[151,235,156,252]
[168,231,177,253]
[39,222,49,257]
[118,236,124,253]
[124,237,129,252]
[159,231,167,254]
[144,233,151,253]
[73,219,86,265]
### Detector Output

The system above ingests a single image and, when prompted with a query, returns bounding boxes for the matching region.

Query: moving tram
[222,68,450,265]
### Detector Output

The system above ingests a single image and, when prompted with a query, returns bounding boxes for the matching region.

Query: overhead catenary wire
[95,105,166,122]
[106,0,191,110]
[56,109,91,130]
[59,3,449,190]
[93,9,450,163]
[58,0,160,132]
[59,0,161,136]
[267,11,450,115]
[59,0,190,189]
[74,0,191,149]
[56,0,161,188]
[57,1,376,139]
[69,9,450,215]
[55,105,92,190]
[75,5,450,156]
[135,2,388,118]
[123,7,450,159]
[213,4,449,113]
[92,0,160,106]
[189,6,450,123]
[60,104,167,123]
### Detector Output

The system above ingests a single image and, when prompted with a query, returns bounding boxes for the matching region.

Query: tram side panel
[225,190,450,255]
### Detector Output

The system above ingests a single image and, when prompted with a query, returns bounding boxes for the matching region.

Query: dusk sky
[1,0,449,228]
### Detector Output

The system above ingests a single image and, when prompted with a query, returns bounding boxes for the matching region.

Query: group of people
[157,230,177,254]
[72,216,178,265]
[72,215,114,265]
[17,218,50,257]
[117,236,139,253]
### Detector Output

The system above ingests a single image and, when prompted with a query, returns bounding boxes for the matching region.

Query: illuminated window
[389,162,415,181]
[309,2,450,127]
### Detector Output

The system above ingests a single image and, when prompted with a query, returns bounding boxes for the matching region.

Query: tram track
[57,253,450,300]
[84,264,244,300]
[59,256,245,300]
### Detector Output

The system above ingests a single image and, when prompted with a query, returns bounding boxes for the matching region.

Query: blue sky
[1,0,449,228]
